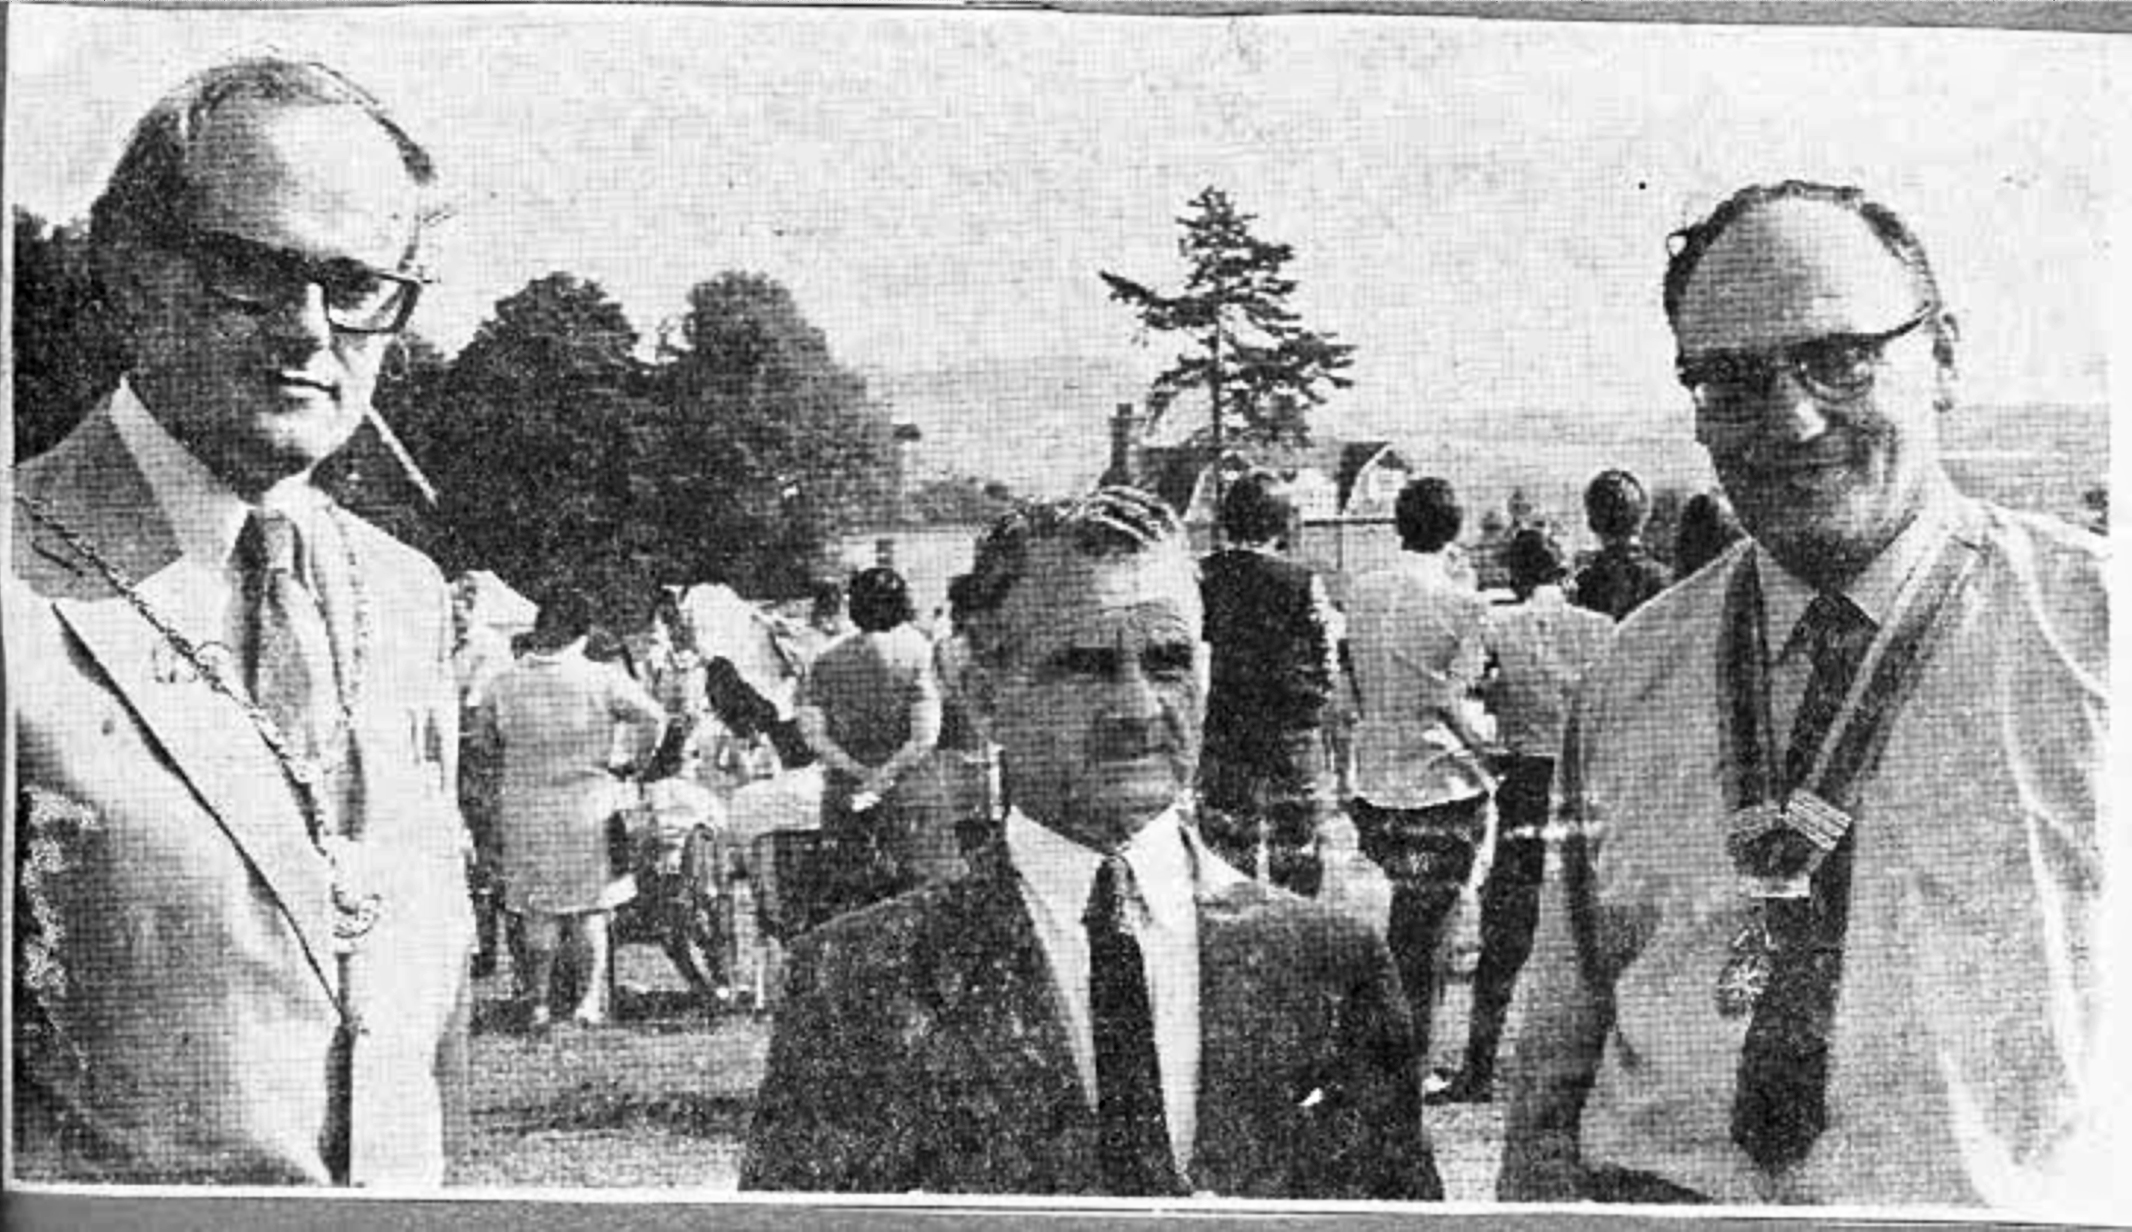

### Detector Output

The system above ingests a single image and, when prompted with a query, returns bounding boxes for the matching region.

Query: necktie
[1733,592,1875,1169]
[237,510,341,776]
[1084,854,1177,1195]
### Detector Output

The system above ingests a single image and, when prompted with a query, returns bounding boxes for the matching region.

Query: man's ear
[1932,310,1961,413]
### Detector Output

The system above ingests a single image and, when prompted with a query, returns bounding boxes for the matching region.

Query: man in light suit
[10,56,471,1185]
[743,487,1441,1198]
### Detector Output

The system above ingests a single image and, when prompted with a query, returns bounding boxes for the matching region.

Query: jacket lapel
[929,846,1100,1191]
[1191,852,1316,1194]
[29,412,342,1008]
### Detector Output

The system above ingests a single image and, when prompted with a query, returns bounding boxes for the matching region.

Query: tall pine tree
[1100,187,1354,451]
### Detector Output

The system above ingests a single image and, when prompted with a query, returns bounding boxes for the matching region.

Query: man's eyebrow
[1040,645,1122,676]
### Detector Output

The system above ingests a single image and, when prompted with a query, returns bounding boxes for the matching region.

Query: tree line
[13,208,901,622]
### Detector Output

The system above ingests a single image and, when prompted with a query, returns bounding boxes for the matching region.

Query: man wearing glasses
[1500,182,2112,1210]
[11,58,472,1184]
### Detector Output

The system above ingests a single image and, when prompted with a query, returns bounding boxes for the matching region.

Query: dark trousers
[1352,794,1486,1066]
[1461,755,1553,1087]
[1198,727,1331,895]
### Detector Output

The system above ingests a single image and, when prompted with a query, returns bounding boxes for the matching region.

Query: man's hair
[1584,468,1649,540]
[1218,469,1294,545]
[847,566,915,633]
[1395,477,1462,553]
[1662,179,1955,371]
[532,587,596,647]
[1502,526,1569,592]
[90,56,439,271]
[1673,489,1747,578]
[960,486,1185,667]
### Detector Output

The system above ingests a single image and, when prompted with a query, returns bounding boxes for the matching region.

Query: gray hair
[961,486,1187,667]
[90,56,440,275]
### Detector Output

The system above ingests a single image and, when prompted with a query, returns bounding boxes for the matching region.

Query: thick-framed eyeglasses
[1675,306,1936,420]
[180,229,425,335]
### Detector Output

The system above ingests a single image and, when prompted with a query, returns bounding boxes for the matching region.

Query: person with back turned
[1196,470,1341,895]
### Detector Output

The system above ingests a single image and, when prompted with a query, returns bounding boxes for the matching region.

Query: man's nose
[1103,653,1164,718]
[1759,367,1832,445]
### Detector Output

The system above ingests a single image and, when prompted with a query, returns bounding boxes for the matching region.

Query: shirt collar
[1399,549,1453,582]
[1757,480,1958,653]
[108,377,330,569]
[1006,805,1204,933]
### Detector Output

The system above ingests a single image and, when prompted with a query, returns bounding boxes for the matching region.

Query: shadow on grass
[471,986,756,1037]
[477,1088,757,1138]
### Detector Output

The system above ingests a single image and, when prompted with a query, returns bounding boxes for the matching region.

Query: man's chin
[1071,777,1190,847]
[208,420,359,494]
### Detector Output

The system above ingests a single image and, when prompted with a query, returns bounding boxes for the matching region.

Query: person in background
[807,576,850,642]
[10,55,470,1185]
[478,588,665,1029]
[1673,490,1749,580]
[1502,181,2113,1211]
[639,585,709,724]
[451,576,515,979]
[794,565,942,928]
[1196,470,1341,895]
[1432,527,1612,1105]
[744,488,1441,1198]
[1571,468,1669,621]
[636,720,737,1000]
[926,572,1002,865]
[1345,477,1497,1080]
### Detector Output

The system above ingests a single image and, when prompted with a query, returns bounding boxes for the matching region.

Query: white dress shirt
[1005,806,1243,1173]
[1535,486,2117,1210]
[1756,486,1949,741]
[1484,584,1614,758]
[108,378,337,659]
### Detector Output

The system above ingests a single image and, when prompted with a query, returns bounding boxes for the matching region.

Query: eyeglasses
[1675,307,1936,421]
[181,229,424,335]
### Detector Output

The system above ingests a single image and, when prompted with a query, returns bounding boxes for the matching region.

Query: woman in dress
[479,588,666,1028]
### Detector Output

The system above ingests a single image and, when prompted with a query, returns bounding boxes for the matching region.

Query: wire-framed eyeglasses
[181,229,426,335]
[1675,306,1936,420]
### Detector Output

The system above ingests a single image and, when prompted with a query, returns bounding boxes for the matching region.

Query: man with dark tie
[11,57,471,1184]
[743,487,1440,1198]
[1501,182,2113,1210]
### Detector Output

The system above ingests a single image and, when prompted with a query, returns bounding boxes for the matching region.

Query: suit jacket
[742,835,1441,1199]
[10,401,474,1185]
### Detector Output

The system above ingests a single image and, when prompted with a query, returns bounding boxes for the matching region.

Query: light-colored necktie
[237,509,341,774]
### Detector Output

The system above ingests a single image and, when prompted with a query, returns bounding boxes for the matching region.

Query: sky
[7,3,2122,451]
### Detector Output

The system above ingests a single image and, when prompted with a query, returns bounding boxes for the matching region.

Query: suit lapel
[29,413,342,1007]
[931,847,1099,1190]
[1192,855,1312,1193]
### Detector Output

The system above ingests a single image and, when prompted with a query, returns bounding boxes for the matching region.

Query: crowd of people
[9,53,2115,1214]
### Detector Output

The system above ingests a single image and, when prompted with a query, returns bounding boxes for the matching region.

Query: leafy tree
[657,271,894,596]
[317,330,452,556]
[12,208,128,459]
[406,272,664,616]
[1100,187,1355,452]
